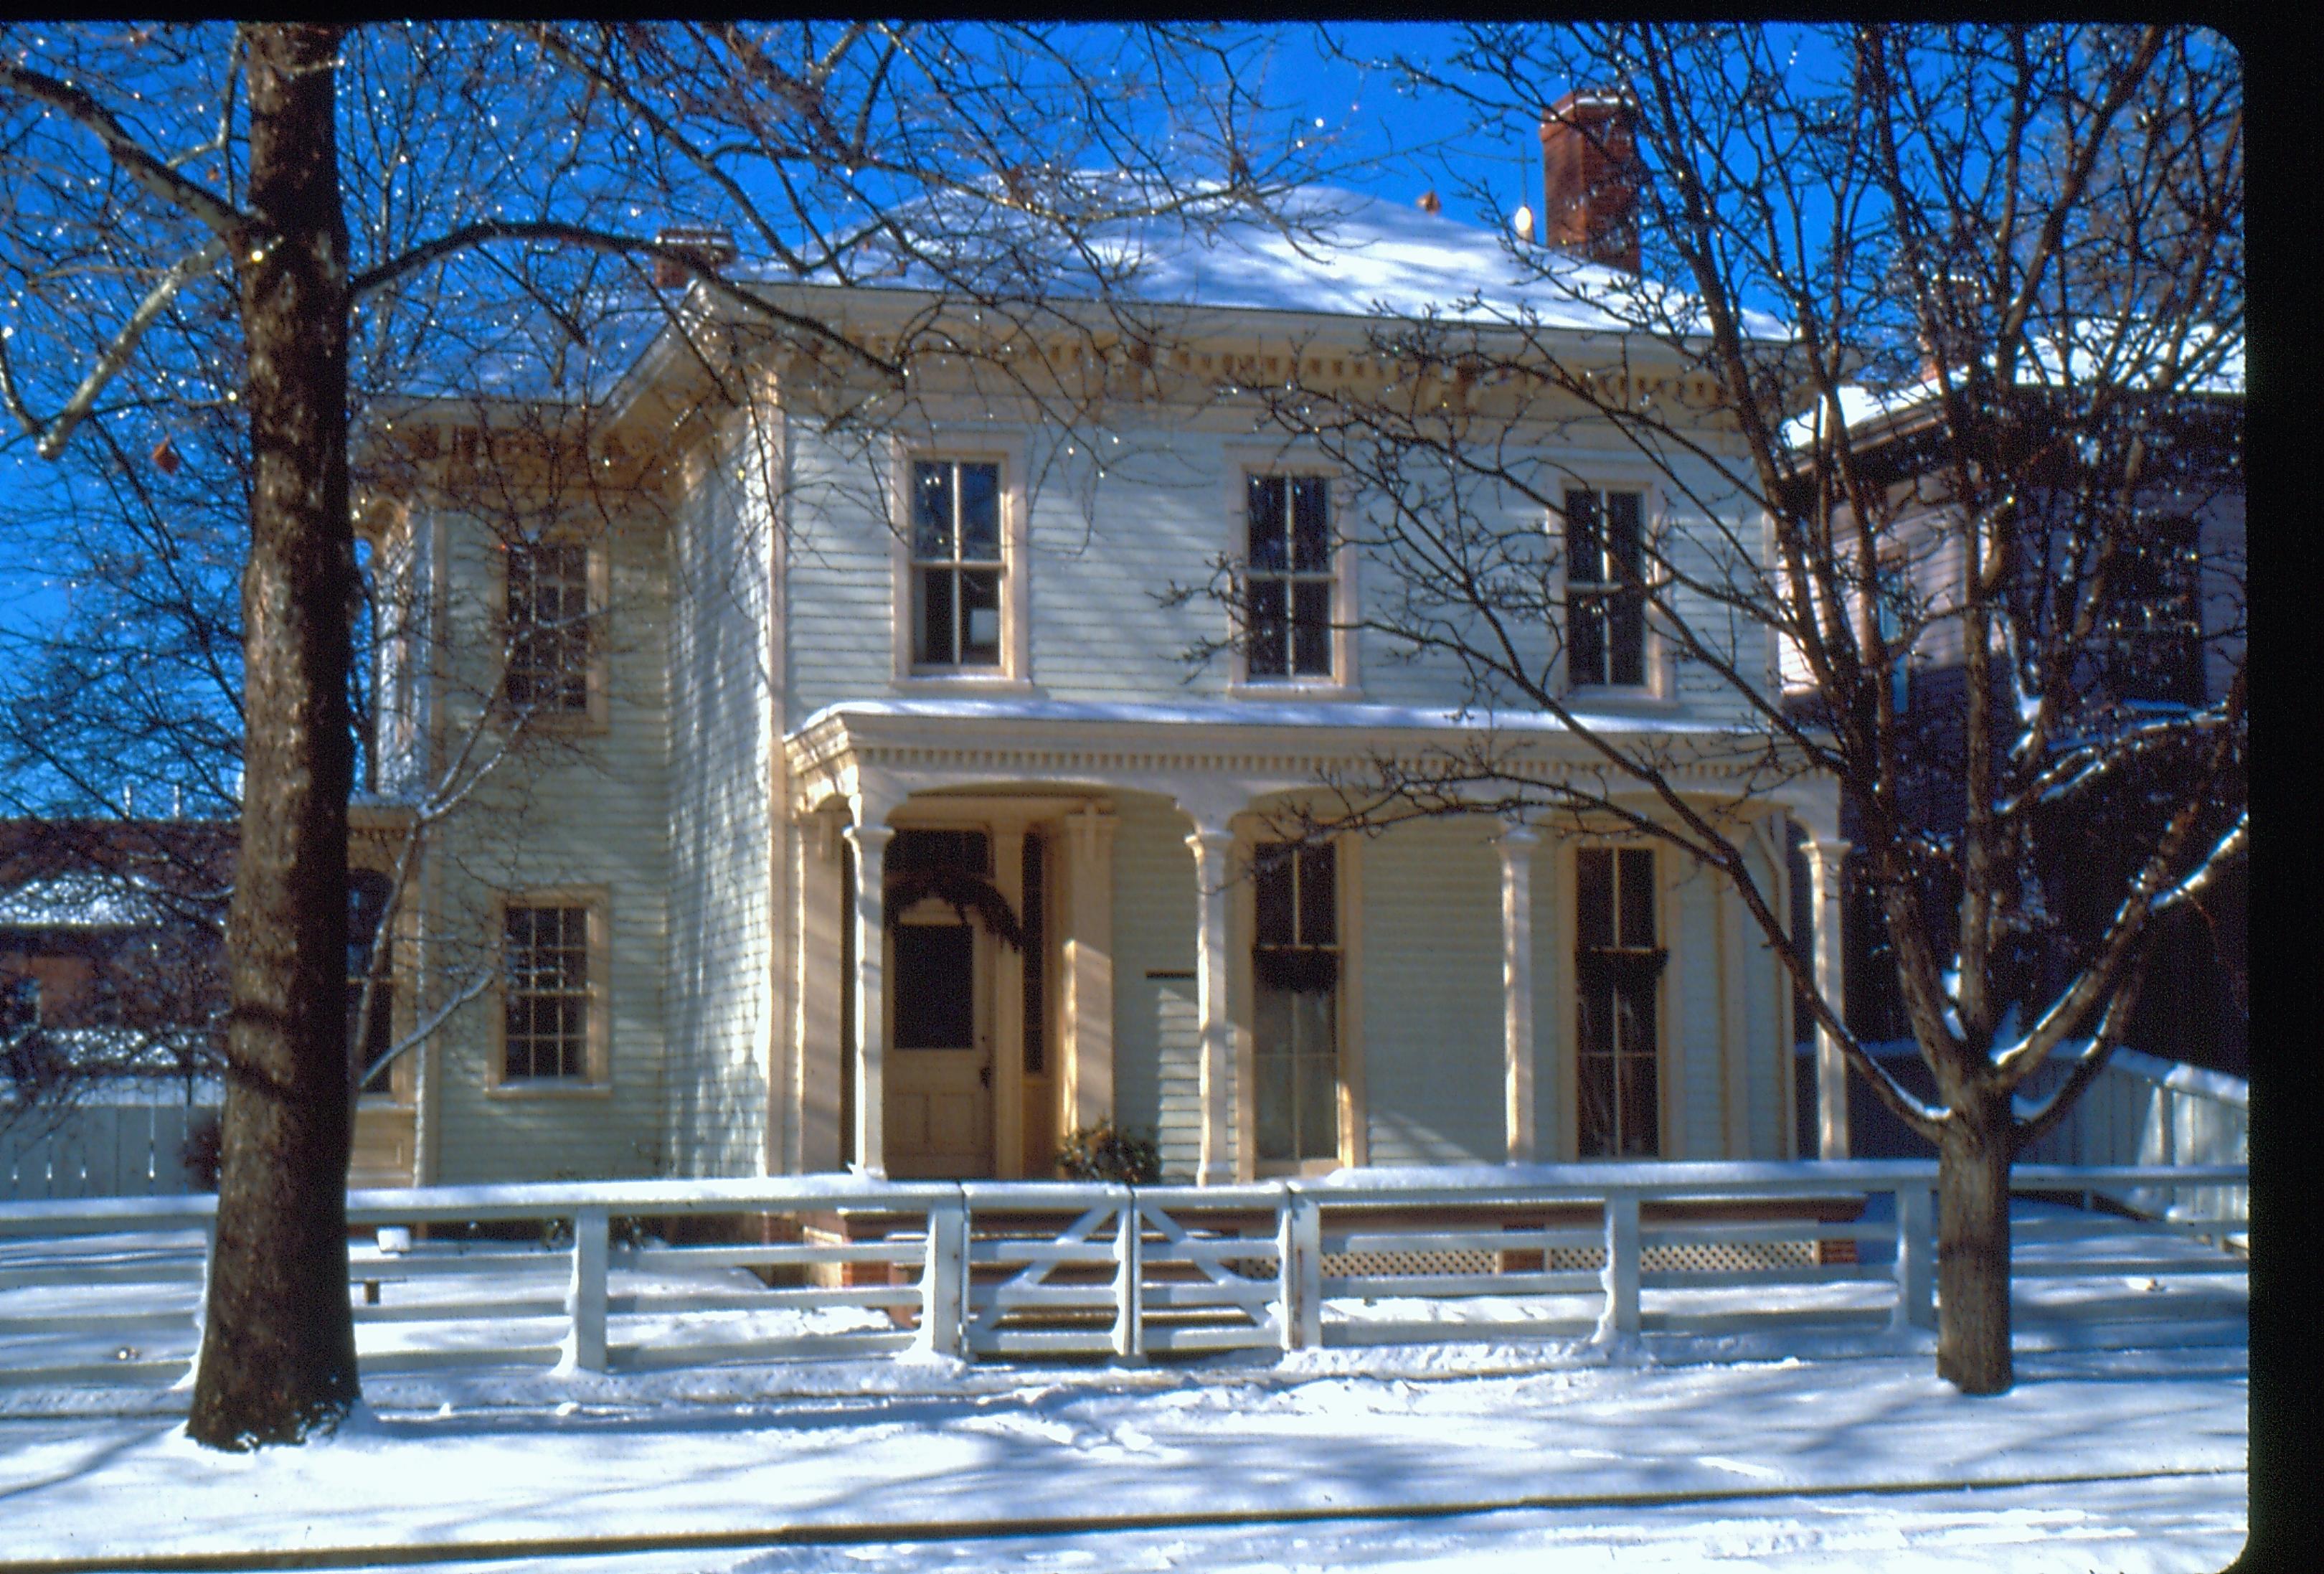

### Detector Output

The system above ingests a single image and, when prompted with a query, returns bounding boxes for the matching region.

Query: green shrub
[1054,1121,1162,1184]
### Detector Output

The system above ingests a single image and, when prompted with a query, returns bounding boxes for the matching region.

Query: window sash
[1245,475,1334,679]
[1564,489,1646,688]
[912,461,1004,668]
[1253,840,1338,1163]
[503,905,590,1080]
[1574,847,1661,1158]
[504,544,591,712]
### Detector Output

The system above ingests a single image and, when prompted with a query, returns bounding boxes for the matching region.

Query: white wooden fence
[2016,1048,2247,1240]
[0,1101,213,1202]
[0,1161,2247,1388]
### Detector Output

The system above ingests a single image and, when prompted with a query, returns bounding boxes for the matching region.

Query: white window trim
[1224,450,1361,698]
[486,886,613,1097]
[1552,479,1673,704]
[889,438,1034,689]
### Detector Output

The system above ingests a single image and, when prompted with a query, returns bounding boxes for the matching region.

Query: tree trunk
[1934,1081,2015,1395]
[186,24,359,1449]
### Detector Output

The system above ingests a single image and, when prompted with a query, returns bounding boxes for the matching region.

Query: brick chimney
[1539,90,1640,273]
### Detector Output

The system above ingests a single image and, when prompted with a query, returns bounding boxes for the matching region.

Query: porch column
[1808,837,1852,1160]
[1498,823,1541,1164]
[1059,807,1118,1137]
[793,809,845,1173]
[1186,820,1237,1186]
[844,809,896,1178]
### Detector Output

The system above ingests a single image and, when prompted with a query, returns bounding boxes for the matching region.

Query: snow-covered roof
[0,873,169,929]
[1782,321,2244,451]
[792,695,1759,741]
[737,182,1791,341]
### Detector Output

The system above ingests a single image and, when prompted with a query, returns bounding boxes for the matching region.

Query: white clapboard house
[350,146,1850,1194]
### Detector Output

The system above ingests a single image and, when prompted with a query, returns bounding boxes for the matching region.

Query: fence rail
[0,1161,2247,1388]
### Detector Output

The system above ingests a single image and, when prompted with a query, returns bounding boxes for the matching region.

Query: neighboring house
[0,820,232,1197]
[354,140,1847,1190]
[1778,354,2246,1154]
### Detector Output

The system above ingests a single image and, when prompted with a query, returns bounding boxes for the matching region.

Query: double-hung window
[912,461,1003,669]
[1244,474,1334,680]
[1574,846,1663,1158]
[1252,842,1339,1164]
[504,542,592,715]
[1564,489,1647,689]
[502,903,592,1082]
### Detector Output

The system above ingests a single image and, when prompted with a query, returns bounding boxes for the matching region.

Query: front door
[885,898,995,1177]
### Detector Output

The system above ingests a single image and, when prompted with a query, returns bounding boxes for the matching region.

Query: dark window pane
[958,463,1001,561]
[1571,597,1606,686]
[1564,490,1602,583]
[960,569,1002,664]
[1021,834,1045,1075]
[889,829,989,876]
[913,463,953,558]
[1247,475,1287,570]
[1605,491,1643,579]
[1609,590,1645,686]
[920,566,955,664]
[1290,476,1330,572]
[1292,580,1333,676]
[1297,845,1336,946]
[1617,848,1656,948]
[1577,848,1613,950]
[892,925,976,1049]
[1247,579,1288,677]
[1254,848,1295,947]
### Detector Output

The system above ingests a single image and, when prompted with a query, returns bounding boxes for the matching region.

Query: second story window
[504,542,592,714]
[912,461,1003,668]
[1245,474,1334,680]
[1564,488,1647,689]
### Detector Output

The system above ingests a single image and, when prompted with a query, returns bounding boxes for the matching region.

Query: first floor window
[1245,474,1334,679]
[1253,841,1338,1162]
[1575,846,1663,1157]
[504,904,590,1080]
[913,460,1003,667]
[349,870,396,1095]
[1564,489,1646,688]
[504,542,592,712]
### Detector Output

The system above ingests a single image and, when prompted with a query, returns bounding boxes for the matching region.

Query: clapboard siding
[1106,793,1209,1182]
[663,418,778,1179]
[425,503,672,1186]
[1361,819,1505,1165]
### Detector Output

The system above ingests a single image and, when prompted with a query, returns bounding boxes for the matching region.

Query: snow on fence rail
[0,1161,2246,1389]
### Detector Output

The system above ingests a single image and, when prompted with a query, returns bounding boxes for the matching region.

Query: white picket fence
[0,1101,213,1202]
[2016,1048,2247,1240]
[0,1161,2247,1388]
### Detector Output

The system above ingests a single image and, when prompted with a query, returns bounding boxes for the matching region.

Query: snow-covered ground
[0,1205,2247,1571]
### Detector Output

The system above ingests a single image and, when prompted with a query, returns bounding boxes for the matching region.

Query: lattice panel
[1544,1240,1819,1272]
[1323,1248,1497,1279]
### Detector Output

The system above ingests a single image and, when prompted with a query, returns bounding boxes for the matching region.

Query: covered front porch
[780,698,1854,1185]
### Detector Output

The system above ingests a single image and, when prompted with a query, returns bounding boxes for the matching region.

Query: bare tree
[1,20,1315,1445]
[1183,23,2243,1395]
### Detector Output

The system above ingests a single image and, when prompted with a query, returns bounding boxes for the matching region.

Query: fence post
[565,1206,609,1374]
[1280,1185,1321,1352]
[921,1193,968,1359]
[1594,1191,1640,1343]
[1113,1187,1143,1359]
[1891,1182,1935,1332]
